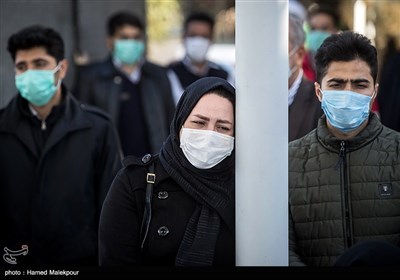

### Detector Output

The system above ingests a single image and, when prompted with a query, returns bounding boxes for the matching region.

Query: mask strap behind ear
[314,83,322,94]
[371,84,378,99]
[53,63,61,74]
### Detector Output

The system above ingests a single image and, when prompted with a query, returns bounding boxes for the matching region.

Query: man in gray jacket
[289,31,400,266]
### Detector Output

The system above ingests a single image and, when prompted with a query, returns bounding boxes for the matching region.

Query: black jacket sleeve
[95,119,123,213]
[98,169,141,266]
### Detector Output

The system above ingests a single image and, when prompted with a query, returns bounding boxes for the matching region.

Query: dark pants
[335,240,400,266]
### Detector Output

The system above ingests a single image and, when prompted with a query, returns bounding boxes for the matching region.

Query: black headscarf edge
[171,77,236,142]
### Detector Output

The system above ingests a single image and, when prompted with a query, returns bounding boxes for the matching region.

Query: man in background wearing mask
[74,12,175,157]
[167,12,234,105]
[289,31,400,266]
[288,13,322,141]
[0,25,121,265]
[302,4,340,82]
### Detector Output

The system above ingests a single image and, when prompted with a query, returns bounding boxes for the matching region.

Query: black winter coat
[74,58,175,155]
[98,155,235,266]
[0,91,122,265]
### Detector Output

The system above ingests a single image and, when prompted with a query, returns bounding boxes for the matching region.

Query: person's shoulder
[290,129,317,147]
[168,60,183,69]
[208,61,229,74]
[123,153,157,168]
[79,58,113,76]
[120,154,159,191]
[0,99,12,116]
[289,129,319,157]
[143,60,168,73]
[379,124,400,143]
[142,61,171,84]
[78,102,112,122]
[0,96,19,123]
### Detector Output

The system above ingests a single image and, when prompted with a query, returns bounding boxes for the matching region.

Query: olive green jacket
[289,114,400,266]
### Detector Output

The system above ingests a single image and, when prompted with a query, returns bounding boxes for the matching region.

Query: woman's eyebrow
[192,114,210,121]
[216,119,233,125]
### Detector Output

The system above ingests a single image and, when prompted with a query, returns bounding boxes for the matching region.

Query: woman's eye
[218,126,230,131]
[192,120,205,126]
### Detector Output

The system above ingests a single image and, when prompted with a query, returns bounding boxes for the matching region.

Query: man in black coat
[0,25,122,266]
[74,12,175,157]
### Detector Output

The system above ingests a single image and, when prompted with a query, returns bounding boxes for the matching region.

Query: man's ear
[373,83,379,100]
[315,82,322,102]
[58,59,68,80]
[370,83,379,110]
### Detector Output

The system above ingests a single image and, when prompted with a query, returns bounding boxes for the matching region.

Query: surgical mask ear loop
[53,64,62,88]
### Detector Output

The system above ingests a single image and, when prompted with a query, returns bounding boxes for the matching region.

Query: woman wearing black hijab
[99,77,235,266]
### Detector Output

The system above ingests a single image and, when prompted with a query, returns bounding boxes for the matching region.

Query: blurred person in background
[74,11,175,157]
[167,12,234,105]
[302,4,341,82]
[289,13,323,141]
[377,37,400,131]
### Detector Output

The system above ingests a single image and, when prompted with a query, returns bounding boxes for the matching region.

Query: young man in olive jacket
[289,31,400,266]
[0,25,122,266]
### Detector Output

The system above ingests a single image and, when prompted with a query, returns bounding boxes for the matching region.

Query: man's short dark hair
[315,31,378,84]
[107,11,145,36]
[184,12,214,33]
[7,25,64,62]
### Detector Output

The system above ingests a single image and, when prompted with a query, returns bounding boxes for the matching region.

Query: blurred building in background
[1,0,399,108]
[0,0,234,108]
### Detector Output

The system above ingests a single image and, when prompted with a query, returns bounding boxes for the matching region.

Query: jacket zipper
[41,119,47,130]
[339,140,353,248]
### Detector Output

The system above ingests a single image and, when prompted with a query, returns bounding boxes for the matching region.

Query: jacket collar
[0,86,92,159]
[317,113,383,152]
[100,56,146,80]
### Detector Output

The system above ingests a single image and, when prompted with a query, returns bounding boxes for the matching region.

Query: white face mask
[184,37,211,63]
[180,128,234,169]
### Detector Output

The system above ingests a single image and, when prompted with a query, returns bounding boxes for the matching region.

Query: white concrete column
[235,0,288,266]
[354,0,367,35]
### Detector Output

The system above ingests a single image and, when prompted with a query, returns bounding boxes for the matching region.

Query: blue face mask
[321,89,373,133]
[113,39,145,65]
[15,65,61,106]
[305,30,331,53]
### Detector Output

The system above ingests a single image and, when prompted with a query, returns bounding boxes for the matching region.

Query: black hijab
[159,77,235,266]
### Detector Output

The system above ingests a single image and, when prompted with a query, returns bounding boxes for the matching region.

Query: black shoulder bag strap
[140,160,156,251]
